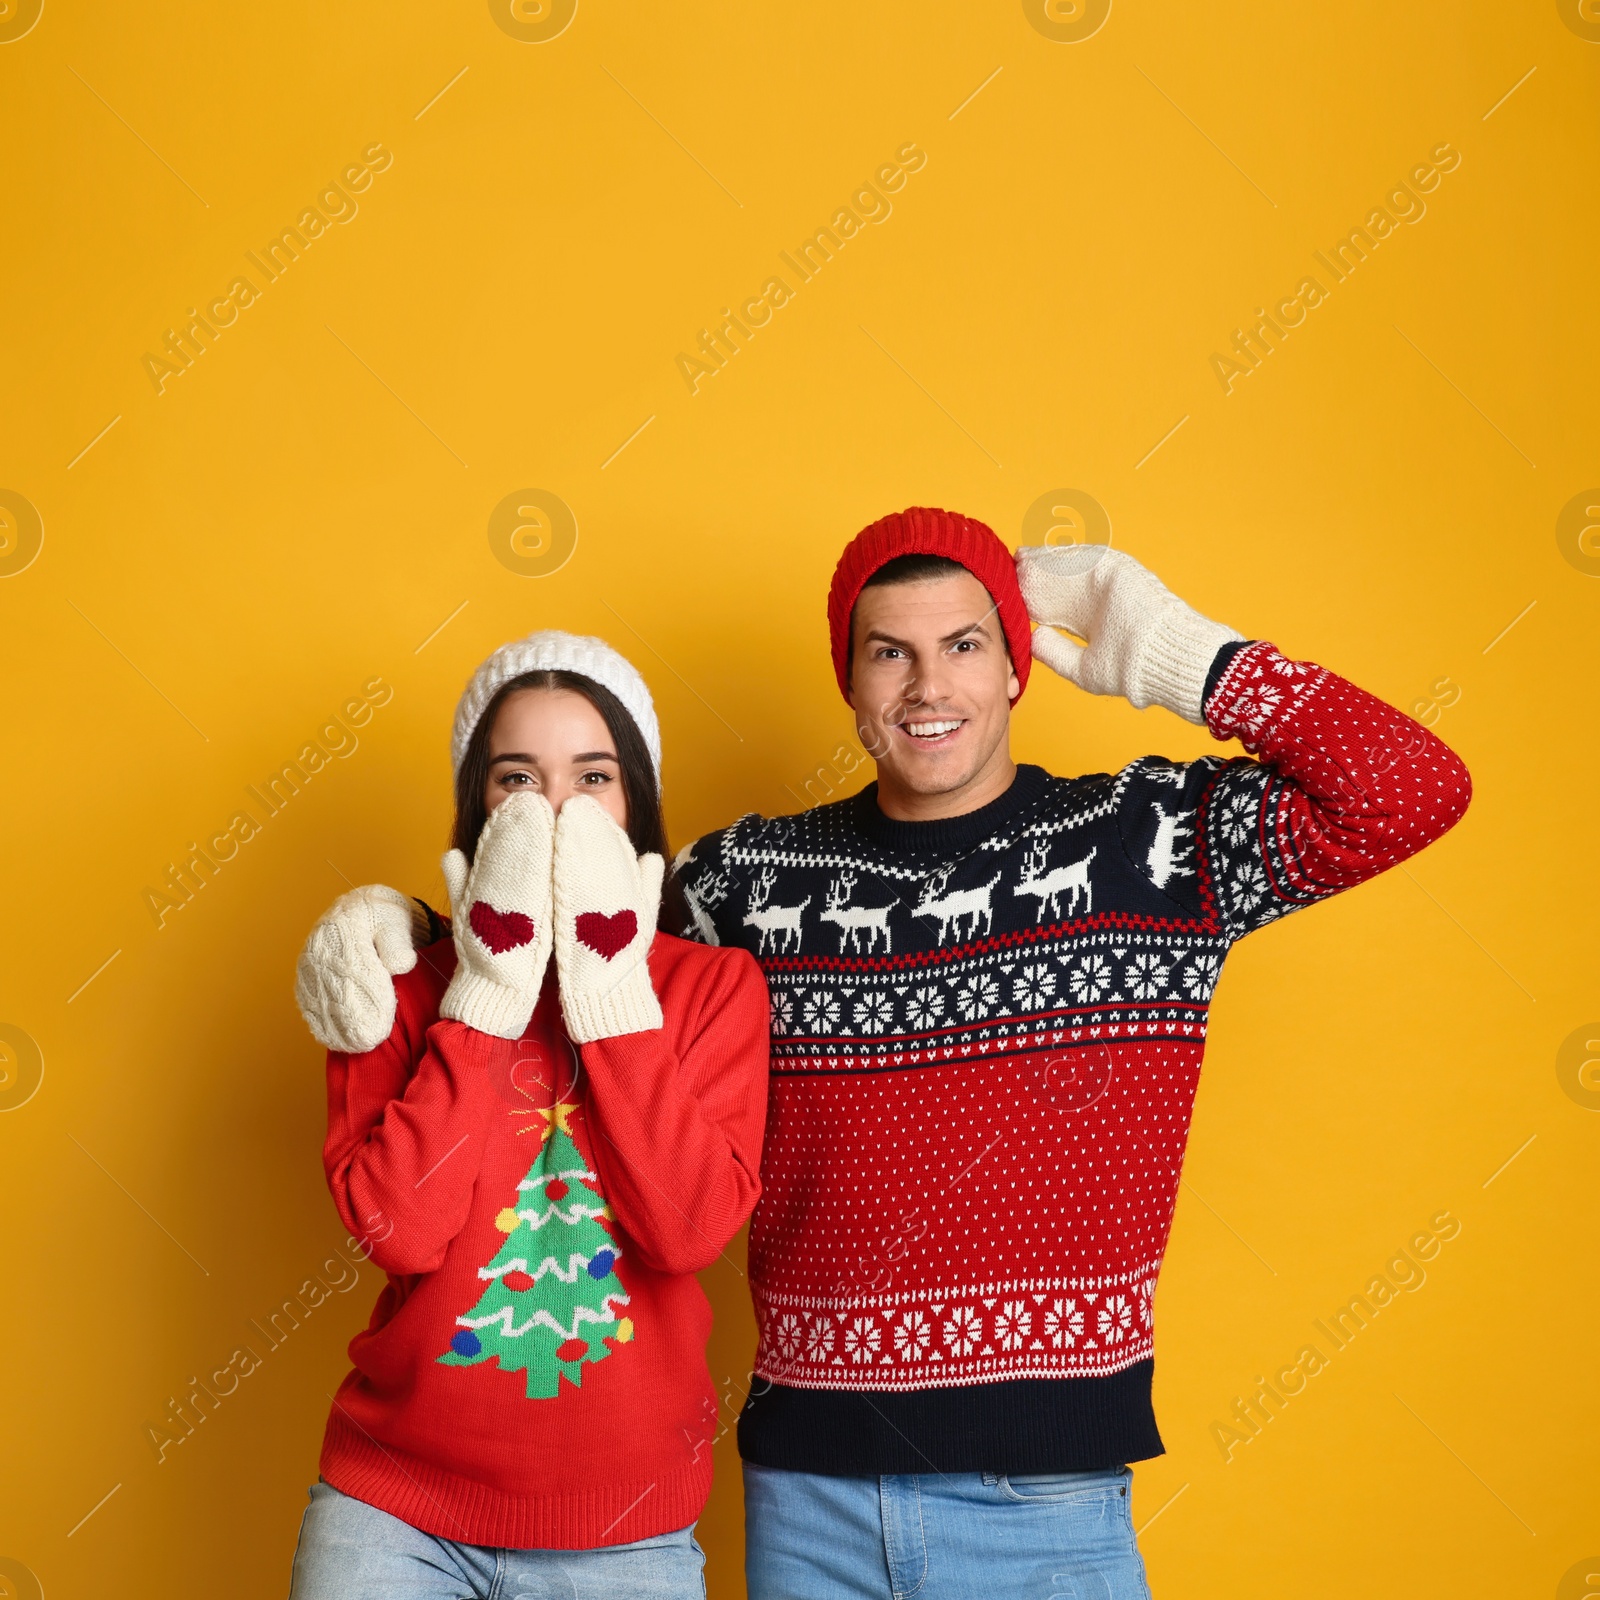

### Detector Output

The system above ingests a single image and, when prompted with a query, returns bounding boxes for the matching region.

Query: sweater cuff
[439,971,534,1041]
[562,973,665,1043]
[1202,638,1252,713]
[1142,611,1246,724]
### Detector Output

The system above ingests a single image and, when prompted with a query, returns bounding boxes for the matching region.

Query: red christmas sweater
[676,640,1473,1474]
[316,932,769,1549]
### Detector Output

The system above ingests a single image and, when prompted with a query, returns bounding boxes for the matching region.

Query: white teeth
[905,720,961,737]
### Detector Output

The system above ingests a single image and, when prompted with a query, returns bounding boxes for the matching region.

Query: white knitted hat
[450,630,661,777]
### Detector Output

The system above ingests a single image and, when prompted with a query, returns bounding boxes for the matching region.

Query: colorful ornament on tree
[438,1104,633,1400]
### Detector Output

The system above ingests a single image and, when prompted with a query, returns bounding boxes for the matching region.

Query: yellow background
[2,1,1597,1594]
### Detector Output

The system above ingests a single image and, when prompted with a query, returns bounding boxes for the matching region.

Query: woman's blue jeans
[288,1481,705,1599]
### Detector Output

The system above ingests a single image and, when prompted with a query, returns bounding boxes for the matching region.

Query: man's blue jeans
[288,1481,706,1599]
[743,1461,1153,1600]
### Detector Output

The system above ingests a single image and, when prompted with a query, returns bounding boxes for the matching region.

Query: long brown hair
[451,670,683,930]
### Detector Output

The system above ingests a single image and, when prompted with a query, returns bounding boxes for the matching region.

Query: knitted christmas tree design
[437,1103,633,1399]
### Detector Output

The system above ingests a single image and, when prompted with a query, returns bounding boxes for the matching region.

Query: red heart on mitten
[470,900,535,954]
[575,909,637,960]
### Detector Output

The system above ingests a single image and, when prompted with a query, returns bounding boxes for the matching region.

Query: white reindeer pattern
[742,865,811,954]
[911,867,1001,943]
[680,861,731,945]
[819,870,895,954]
[1013,840,1096,922]
[1145,803,1194,889]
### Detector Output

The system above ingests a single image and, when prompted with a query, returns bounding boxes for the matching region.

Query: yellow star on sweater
[537,1102,578,1140]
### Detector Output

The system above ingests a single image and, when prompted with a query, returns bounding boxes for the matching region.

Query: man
[296,507,1471,1597]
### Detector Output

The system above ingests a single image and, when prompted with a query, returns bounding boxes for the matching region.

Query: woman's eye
[502,771,534,788]
[579,770,612,786]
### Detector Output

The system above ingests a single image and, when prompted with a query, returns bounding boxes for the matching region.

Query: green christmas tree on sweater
[438,1103,633,1399]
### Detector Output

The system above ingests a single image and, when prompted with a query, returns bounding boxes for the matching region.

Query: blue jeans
[743,1462,1152,1600]
[288,1481,706,1599]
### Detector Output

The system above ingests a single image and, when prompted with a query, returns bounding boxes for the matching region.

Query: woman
[289,631,769,1599]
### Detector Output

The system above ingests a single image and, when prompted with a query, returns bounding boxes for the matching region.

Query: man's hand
[1016,544,1242,724]
[295,885,421,1054]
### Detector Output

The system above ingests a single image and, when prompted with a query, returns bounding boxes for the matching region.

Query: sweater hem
[736,1365,1165,1477]
[319,1407,712,1550]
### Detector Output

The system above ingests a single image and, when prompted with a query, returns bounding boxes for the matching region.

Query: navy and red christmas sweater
[673,639,1472,1475]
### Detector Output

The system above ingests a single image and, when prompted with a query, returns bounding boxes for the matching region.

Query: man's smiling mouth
[899,717,966,745]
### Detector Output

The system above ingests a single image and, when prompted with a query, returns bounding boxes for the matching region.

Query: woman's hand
[552,795,664,1041]
[439,791,556,1040]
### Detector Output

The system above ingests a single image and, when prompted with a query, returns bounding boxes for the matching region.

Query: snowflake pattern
[894,1310,931,1362]
[994,1300,1032,1350]
[943,1305,982,1356]
[1068,955,1114,1004]
[852,990,894,1035]
[772,1312,805,1360]
[756,1279,1162,1385]
[1230,862,1270,918]
[801,989,840,1034]
[769,990,795,1036]
[1135,1278,1155,1331]
[904,985,946,1030]
[804,1319,835,1361]
[1012,963,1058,1010]
[1097,1294,1134,1345]
[1219,787,1257,849]
[1043,1297,1085,1349]
[842,1315,881,1364]
[1181,952,1221,999]
[1124,952,1170,999]
[955,973,1000,1020]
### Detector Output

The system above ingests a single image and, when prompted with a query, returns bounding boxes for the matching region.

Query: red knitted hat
[827,506,1032,704]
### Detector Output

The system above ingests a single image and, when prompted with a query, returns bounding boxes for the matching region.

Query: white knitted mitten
[1016,544,1243,724]
[440,791,556,1040]
[551,796,664,1042]
[295,885,420,1054]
